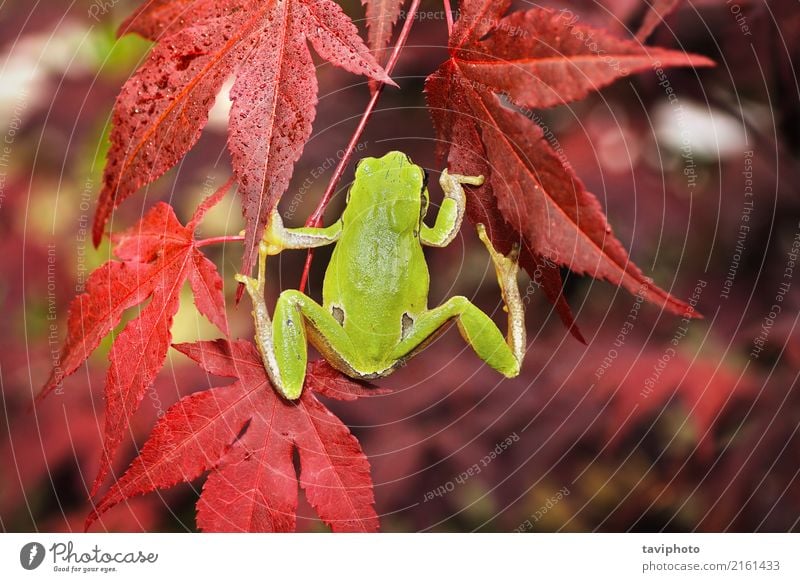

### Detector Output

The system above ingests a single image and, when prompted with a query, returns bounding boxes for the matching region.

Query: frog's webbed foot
[235,240,290,396]
[476,223,526,367]
[234,209,285,293]
[476,224,520,300]
[235,240,269,297]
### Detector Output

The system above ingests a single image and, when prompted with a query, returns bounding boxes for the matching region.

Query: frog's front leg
[392,224,526,377]
[420,170,484,247]
[260,209,343,255]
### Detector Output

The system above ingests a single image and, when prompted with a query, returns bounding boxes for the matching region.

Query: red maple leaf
[425,1,714,321]
[41,184,230,497]
[95,0,393,276]
[87,340,388,532]
[636,0,685,42]
[362,0,406,61]
[362,0,405,94]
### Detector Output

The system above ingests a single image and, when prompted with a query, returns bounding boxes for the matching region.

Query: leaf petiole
[443,0,453,34]
[196,235,245,248]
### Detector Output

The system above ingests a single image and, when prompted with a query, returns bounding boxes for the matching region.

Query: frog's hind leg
[390,225,526,377]
[391,296,522,377]
[271,290,364,396]
[237,245,360,400]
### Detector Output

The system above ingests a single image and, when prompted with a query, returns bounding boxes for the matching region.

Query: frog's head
[350,151,429,232]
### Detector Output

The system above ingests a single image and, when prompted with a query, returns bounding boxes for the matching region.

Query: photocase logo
[20,542,46,570]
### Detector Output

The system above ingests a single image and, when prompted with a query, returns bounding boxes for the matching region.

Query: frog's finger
[447,171,485,187]
[263,212,343,254]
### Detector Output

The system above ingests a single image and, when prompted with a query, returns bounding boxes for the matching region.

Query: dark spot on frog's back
[401,313,414,339]
[332,305,345,326]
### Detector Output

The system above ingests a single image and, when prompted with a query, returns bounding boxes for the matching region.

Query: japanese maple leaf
[361,0,405,61]
[425,2,714,318]
[87,340,388,532]
[95,0,394,277]
[41,185,230,497]
[636,0,685,41]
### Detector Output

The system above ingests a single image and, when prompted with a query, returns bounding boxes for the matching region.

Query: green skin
[237,151,526,400]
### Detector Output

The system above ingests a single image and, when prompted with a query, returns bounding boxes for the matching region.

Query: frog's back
[321,152,430,370]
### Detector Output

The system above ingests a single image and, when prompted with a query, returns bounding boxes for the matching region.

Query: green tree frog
[237,151,526,400]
